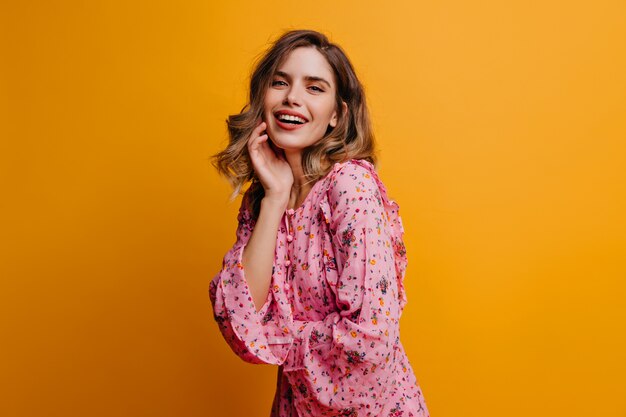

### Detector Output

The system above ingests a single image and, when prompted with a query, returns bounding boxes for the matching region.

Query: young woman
[209,29,430,417]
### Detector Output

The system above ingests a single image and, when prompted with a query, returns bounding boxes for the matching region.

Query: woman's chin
[272,142,297,152]
[268,134,296,149]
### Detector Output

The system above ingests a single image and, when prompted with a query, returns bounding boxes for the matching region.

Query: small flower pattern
[209,159,430,416]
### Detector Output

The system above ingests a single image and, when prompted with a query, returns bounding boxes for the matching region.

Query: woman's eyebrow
[274,70,331,88]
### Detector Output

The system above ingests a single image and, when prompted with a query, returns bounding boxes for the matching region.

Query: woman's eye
[272,80,286,86]
[309,86,324,92]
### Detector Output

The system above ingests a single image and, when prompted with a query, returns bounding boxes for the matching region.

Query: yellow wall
[1,1,625,416]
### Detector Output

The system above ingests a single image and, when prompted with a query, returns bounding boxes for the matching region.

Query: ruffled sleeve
[281,160,409,414]
[209,189,295,365]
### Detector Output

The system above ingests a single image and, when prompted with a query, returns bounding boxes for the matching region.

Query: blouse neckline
[285,159,356,216]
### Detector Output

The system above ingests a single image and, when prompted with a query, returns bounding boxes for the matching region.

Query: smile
[274,113,309,131]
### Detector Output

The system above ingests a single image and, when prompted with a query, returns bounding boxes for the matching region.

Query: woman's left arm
[209,189,294,365]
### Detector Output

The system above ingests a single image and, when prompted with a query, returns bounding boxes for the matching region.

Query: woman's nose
[284,87,302,105]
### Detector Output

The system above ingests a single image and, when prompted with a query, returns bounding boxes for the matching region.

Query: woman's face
[263,46,340,153]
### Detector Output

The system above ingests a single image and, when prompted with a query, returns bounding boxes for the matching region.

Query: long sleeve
[209,189,295,365]
[281,161,409,415]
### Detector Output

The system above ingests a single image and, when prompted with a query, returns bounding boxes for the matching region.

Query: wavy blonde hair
[210,29,378,219]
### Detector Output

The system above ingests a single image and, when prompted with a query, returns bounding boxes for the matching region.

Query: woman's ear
[330,101,348,128]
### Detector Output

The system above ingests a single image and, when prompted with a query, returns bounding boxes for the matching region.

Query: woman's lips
[274,114,307,131]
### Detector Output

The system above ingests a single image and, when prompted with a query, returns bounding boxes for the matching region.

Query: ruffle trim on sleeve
[218,240,294,365]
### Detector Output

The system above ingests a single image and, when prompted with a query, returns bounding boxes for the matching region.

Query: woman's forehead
[274,47,335,86]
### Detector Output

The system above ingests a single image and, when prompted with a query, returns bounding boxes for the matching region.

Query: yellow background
[1,1,625,416]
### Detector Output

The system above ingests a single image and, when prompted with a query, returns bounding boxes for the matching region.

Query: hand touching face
[247,120,294,201]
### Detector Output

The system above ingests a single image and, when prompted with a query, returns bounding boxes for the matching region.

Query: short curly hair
[210,29,377,219]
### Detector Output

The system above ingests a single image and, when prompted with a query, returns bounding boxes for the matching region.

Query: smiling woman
[263,47,344,146]
[209,29,430,417]
[211,30,376,216]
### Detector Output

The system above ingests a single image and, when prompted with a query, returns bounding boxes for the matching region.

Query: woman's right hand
[247,120,293,203]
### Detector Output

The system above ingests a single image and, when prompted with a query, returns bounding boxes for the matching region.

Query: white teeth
[277,114,306,123]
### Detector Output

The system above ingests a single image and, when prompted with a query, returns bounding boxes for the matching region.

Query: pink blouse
[209,159,430,417]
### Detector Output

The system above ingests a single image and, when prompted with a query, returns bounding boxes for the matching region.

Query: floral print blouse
[209,159,430,417]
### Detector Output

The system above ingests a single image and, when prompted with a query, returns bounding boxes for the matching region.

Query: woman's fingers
[247,122,268,150]
[248,122,279,162]
[248,122,279,173]
[249,135,271,158]
[247,119,293,195]
[252,121,266,138]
